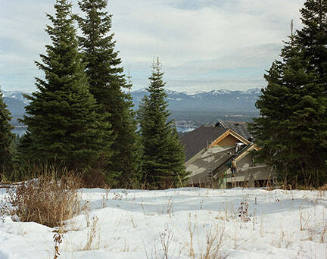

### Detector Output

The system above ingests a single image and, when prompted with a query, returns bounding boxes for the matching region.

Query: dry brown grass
[299,208,311,231]
[188,218,195,258]
[321,225,327,243]
[53,225,65,259]
[159,227,173,259]
[83,216,100,250]
[187,215,225,259]
[318,184,327,191]
[200,224,225,259]
[2,174,81,227]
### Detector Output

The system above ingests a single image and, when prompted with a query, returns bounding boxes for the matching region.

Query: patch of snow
[210,89,232,95]
[2,91,30,104]
[1,188,326,258]
[244,88,262,95]
[165,89,179,95]
[182,90,208,95]
[131,88,146,93]
[167,97,182,101]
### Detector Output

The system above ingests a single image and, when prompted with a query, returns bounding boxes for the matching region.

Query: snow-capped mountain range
[2,88,261,125]
[2,91,29,118]
[2,91,30,105]
[131,88,261,113]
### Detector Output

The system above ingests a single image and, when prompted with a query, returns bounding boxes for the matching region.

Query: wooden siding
[213,134,239,147]
[209,129,250,148]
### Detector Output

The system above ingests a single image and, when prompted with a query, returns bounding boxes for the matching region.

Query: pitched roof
[209,129,251,148]
[215,121,252,140]
[180,125,226,161]
[180,120,253,162]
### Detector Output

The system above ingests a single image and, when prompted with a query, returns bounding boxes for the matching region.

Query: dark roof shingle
[180,121,253,162]
[180,126,226,161]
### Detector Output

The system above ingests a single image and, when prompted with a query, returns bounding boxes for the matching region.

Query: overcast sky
[0,0,305,93]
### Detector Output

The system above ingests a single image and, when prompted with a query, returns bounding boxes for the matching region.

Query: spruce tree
[138,59,187,189]
[77,0,140,187]
[22,0,112,171]
[165,127,189,187]
[297,0,327,79]
[0,89,14,173]
[296,0,327,181]
[250,35,320,184]
[251,1,327,186]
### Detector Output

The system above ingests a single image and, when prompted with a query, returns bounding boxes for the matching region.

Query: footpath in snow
[0,188,326,258]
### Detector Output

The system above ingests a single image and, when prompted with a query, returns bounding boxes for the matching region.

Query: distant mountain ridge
[2,91,28,121]
[2,88,261,126]
[131,88,261,113]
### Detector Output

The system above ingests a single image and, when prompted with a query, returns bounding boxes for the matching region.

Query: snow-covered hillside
[0,188,326,258]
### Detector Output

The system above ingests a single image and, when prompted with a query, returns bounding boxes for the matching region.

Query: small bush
[3,174,81,227]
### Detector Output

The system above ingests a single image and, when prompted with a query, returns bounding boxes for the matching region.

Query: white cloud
[0,0,306,92]
[110,0,305,91]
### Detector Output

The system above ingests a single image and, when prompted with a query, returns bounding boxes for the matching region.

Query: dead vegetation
[53,226,65,259]
[188,214,225,259]
[201,224,225,259]
[1,173,81,227]
[159,227,174,259]
[83,216,100,250]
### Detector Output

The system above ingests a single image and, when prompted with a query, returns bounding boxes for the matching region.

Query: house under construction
[180,121,276,188]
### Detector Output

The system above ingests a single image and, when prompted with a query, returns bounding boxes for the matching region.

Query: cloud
[110,0,305,91]
[0,0,306,92]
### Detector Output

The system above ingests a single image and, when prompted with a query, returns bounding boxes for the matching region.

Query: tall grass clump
[3,173,81,227]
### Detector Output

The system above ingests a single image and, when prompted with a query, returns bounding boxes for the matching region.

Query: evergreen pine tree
[22,0,112,171]
[0,89,14,174]
[251,6,327,187]
[251,35,317,182]
[138,59,187,189]
[297,0,327,79]
[296,0,327,181]
[77,0,140,187]
[165,126,189,187]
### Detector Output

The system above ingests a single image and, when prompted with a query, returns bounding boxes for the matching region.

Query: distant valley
[3,88,261,134]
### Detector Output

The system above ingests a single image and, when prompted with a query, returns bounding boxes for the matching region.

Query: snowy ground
[0,187,327,258]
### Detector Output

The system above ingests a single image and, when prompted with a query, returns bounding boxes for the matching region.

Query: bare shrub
[145,226,174,259]
[53,225,66,259]
[159,227,173,259]
[200,224,225,259]
[238,200,250,222]
[130,216,137,228]
[188,216,196,258]
[83,216,99,250]
[318,184,327,199]
[187,216,225,259]
[299,208,311,231]
[3,174,81,227]
[102,195,106,208]
[0,202,6,223]
[113,192,123,200]
[321,225,327,243]
[166,198,173,217]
